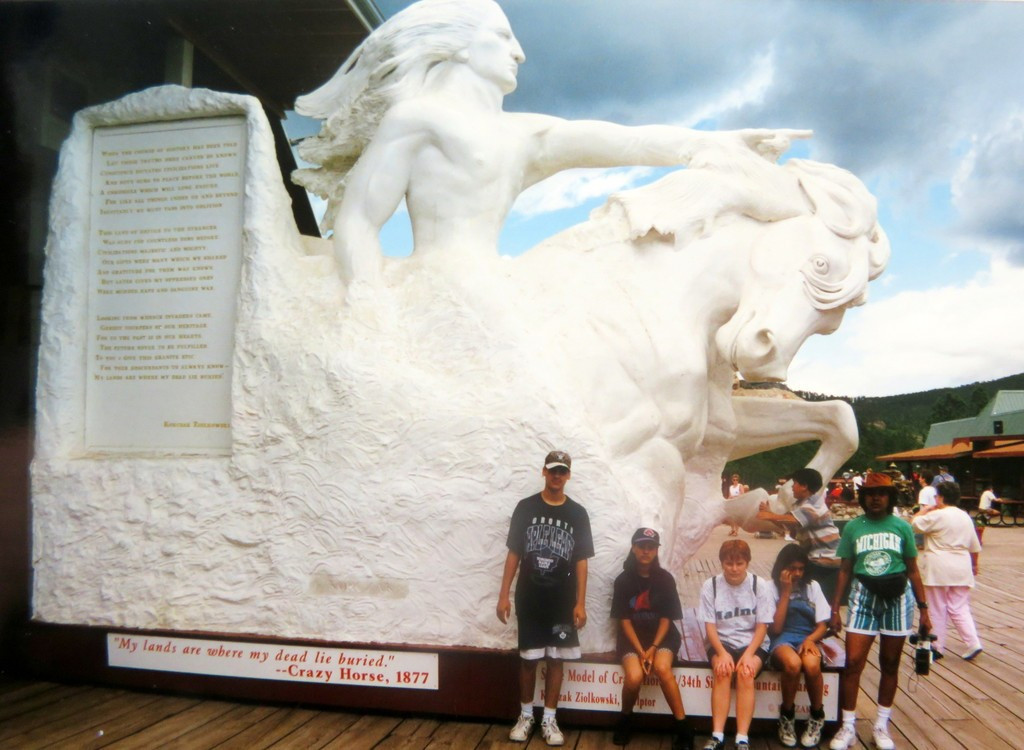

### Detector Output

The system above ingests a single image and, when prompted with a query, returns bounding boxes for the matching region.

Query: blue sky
[290,0,1024,397]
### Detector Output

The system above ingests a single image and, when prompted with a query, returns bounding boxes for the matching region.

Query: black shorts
[706,643,769,677]
[515,580,578,652]
[616,629,681,661]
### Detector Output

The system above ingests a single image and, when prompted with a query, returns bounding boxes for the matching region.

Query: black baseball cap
[631,527,660,546]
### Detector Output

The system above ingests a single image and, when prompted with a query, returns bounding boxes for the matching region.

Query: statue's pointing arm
[521,114,811,186]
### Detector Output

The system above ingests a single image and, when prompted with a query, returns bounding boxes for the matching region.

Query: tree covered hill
[724,372,1024,491]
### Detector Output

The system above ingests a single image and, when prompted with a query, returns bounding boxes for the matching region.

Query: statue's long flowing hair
[293,0,500,227]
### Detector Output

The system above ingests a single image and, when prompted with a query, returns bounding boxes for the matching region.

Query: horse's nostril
[752,328,775,356]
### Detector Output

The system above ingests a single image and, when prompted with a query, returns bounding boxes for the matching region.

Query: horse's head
[714,159,890,383]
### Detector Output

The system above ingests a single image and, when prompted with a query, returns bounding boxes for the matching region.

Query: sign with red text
[533,662,838,719]
[107,633,438,690]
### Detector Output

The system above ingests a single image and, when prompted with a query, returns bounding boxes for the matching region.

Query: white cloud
[506,45,775,222]
[682,46,776,126]
[952,113,1024,263]
[788,262,1024,396]
[510,166,654,218]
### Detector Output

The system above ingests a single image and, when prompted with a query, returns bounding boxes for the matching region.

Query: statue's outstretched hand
[736,128,813,161]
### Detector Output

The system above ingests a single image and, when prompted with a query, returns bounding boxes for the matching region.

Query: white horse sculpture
[493,156,888,566]
[282,0,890,635]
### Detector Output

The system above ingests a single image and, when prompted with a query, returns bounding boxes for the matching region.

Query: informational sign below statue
[85,117,245,453]
[533,662,838,720]
[107,633,439,690]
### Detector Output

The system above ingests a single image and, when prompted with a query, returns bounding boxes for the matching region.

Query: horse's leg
[728,395,858,510]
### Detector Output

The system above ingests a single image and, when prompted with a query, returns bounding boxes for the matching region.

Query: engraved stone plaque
[85,117,245,452]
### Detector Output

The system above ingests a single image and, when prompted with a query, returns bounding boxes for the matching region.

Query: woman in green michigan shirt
[827,473,930,750]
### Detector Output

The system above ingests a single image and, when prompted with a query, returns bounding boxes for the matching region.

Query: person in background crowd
[977,483,999,522]
[931,465,954,487]
[725,473,747,536]
[911,481,983,660]
[917,471,937,509]
[885,463,905,481]
[913,471,938,549]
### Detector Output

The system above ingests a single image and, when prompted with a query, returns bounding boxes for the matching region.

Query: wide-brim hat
[859,471,898,495]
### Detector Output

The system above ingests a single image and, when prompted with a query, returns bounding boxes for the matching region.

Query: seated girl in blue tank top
[768,544,830,748]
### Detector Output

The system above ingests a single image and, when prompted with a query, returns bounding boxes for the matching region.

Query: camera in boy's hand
[908,627,937,675]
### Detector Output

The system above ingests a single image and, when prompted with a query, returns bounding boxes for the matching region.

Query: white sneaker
[540,716,565,746]
[802,715,826,747]
[509,713,534,742]
[829,723,857,750]
[872,725,895,750]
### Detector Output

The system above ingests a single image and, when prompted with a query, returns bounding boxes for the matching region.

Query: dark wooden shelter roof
[3,0,380,117]
[158,0,380,115]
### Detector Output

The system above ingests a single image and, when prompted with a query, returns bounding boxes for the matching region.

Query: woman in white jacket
[911,482,983,660]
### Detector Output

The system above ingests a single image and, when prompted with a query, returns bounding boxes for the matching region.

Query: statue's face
[464,6,525,94]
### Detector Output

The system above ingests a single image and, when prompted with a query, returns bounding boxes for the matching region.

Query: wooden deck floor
[2,525,1022,749]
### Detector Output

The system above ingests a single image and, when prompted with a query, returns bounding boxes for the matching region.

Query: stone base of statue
[29,83,877,720]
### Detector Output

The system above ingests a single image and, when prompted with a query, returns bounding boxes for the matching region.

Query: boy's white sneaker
[509,713,534,742]
[540,716,564,746]
[829,723,857,750]
[873,725,895,750]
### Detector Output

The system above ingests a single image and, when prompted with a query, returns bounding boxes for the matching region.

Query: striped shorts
[845,579,915,637]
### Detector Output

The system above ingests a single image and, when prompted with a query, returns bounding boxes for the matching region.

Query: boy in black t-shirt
[497,450,594,747]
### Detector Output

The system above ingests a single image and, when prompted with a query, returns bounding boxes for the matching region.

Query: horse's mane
[602,158,877,241]
[592,156,890,309]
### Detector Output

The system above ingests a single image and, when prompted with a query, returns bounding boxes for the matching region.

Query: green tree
[930,392,969,423]
[969,386,991,415]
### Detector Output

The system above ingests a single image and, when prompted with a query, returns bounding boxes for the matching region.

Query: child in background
[699,539,775,750]
[610,528,694,750]
[768,544,830,748]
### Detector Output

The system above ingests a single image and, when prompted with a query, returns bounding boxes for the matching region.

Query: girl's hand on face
[779,569,793,588]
